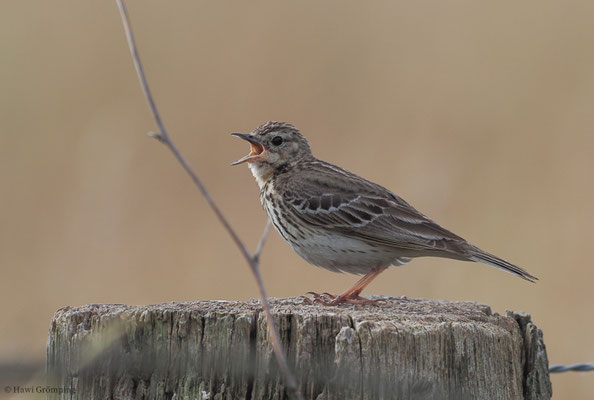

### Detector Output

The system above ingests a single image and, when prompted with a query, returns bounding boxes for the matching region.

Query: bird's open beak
[231,133,265,165]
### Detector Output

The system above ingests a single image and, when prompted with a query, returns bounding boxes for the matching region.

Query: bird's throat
[248,162,274,190]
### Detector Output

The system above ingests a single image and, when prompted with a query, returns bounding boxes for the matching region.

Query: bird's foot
[303,291,384,306]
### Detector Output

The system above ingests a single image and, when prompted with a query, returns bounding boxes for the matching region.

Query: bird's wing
[282,163,468,255]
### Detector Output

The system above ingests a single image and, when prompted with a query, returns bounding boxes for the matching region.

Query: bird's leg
[305,267,388,305]
[345,266,388,298]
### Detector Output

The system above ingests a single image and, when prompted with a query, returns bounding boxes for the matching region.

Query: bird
[231,121,537,305]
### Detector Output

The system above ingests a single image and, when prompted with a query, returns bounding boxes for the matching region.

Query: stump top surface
[53,296,517,330]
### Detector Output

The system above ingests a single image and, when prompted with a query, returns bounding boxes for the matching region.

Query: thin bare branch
[254,220,272,264]
[115,1,302,398]
[147,131,165,143]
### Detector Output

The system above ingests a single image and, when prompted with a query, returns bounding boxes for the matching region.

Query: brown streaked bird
[232,121,537,305]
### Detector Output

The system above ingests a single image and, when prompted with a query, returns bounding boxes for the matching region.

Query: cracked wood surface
[46,297,551,400]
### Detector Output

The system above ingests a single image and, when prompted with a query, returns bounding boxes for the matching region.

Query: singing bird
[232,121,536,305]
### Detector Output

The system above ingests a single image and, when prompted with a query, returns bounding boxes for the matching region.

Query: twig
[253,220,272,264]
[115,2,303,399]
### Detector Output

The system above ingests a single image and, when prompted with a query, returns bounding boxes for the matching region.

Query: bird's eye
[271,136,283,146]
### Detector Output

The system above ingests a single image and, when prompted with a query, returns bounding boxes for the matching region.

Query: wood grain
[46,297,551,400]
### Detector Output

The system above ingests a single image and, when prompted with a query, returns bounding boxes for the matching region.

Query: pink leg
[305,267,388,306]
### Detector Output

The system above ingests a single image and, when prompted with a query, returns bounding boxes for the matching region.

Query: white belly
[284,230,410,275]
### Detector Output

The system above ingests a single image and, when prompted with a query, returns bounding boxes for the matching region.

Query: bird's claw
[303,291,385,306]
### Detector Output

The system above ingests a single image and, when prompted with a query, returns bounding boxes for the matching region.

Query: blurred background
[1,0,593,398]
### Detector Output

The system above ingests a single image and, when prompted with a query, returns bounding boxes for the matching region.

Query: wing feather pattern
[279,161,536,281]
[281,161,466,254]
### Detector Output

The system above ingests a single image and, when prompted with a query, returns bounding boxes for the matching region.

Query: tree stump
[46,297,551,400]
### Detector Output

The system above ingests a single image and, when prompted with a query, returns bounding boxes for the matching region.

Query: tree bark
[46,297,551,400]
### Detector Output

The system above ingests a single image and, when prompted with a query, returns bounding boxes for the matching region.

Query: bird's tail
[467,246,538,283]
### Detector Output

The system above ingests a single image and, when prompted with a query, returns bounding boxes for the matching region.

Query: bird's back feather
[273,159,536,281]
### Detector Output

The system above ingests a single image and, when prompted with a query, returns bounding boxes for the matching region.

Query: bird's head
[231,121,312,186]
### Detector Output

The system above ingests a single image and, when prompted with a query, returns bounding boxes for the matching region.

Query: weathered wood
[46,297,551,400]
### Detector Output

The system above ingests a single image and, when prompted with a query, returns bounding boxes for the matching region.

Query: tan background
[1,0,593,398]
